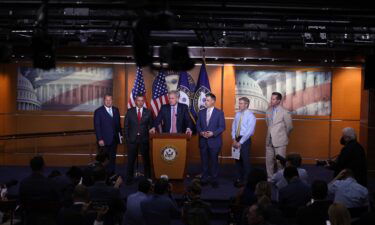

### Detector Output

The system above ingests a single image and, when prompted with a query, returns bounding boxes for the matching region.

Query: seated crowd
[0,150,374,225]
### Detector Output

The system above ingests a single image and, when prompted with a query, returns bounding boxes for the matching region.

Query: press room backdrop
[0,62,366,166]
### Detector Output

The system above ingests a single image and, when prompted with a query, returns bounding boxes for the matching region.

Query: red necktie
[137,108,141,122]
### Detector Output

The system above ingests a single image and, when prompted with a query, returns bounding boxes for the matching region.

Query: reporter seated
[328,169,369,217]
[278,166,311,220]
[296,180,332,225]
[19,156,60,224]
[271,153,309,189]
[123,177,152,225]
[182,179,212,225]
[88,165,124,225]
[82,151,110,187]
[141,178,180,225]
[58,184,97,225]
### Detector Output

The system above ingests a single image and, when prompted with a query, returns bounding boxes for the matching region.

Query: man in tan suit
[265,92,293,179]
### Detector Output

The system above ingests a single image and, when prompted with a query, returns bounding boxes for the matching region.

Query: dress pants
[126,136,151,180]
[104,139,118,174]
[235,138,252,182]
[266,144,286,179]
[200,145,221,183]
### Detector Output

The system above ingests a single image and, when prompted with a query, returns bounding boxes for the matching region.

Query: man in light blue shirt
[328,169,369,209]
[231,97,256,187]
[123,178,152,225]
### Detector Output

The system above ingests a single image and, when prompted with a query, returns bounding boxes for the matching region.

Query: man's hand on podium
[185,128,192,137]
[149,127,156,134]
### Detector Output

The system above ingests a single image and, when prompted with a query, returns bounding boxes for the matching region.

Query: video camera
[275,154,287,167]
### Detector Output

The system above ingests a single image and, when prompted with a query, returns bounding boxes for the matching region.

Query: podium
[150,133,189,180]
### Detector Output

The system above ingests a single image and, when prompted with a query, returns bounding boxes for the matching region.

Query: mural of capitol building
[17,75,41,110]
[235,70,332,116]
[17,67,113,111]
[235,74,268,113]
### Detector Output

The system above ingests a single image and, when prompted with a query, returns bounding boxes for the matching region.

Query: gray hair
[342,127,356,141]
[168,90,180,98]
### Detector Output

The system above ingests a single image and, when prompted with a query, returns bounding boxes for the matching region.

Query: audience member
[83,151,110,187]
[182,179,212,225]
[328,169,369,209]
[88,165,124,225]
[141,178,180,225]
[123,178,152,225]
[271,153,309,189]
[331,127,367,186]
[236,168,268,206]
[296,180,332,225]
[328,203,351,225]
[278,166,311,220]
[57,184,97,225]
[19,156,60,225]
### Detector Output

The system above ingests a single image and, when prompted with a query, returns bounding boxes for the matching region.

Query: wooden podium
[150,133,189,180]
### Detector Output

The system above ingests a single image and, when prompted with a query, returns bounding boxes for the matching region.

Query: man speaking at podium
[149,90,192,135]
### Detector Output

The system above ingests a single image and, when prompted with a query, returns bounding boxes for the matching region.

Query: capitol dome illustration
[235,74,268,113]
[17,75,41,110]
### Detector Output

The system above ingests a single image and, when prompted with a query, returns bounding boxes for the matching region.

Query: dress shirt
[328,177,369,208]
[104,106,113,117]
[169,104,178,133]
[231,109,256,144]
[206,107,214,125]
[136,107,143,115]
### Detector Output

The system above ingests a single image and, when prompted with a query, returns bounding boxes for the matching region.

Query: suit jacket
[196,107,226,149]
[124,107,153,144]
[140,194,180,225]
[153,103,192,133]
[94,105,122,145]
[265,105,293,147]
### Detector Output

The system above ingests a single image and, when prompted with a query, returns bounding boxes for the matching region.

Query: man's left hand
[186,129,192,137]
[206,131,214,137]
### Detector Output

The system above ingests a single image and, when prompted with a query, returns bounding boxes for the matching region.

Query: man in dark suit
[149,90,192,135]
[196,93,225,188]
[94,94,123,174]
[124,95,153,184]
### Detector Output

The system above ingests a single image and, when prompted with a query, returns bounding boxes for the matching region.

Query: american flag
[128,67,147,109]
[150,70,169,117]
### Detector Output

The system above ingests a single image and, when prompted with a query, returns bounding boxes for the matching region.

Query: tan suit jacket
[265,105,293,147]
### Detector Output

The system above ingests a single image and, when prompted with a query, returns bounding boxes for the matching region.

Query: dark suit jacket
[124,107,153,143]
[19,172,60,204]
[94,105,122,145]
[196,107,226,149]
[296,200,332,225]
[140,194,180,225]
[334,140,367,186]
[153,103,192,133]
[279,178,311,218]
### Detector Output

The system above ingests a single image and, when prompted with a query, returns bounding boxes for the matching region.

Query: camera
[316,160,328,166]
[108,173,120,186]
[275,154,287,167]
[89,201,108,211]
